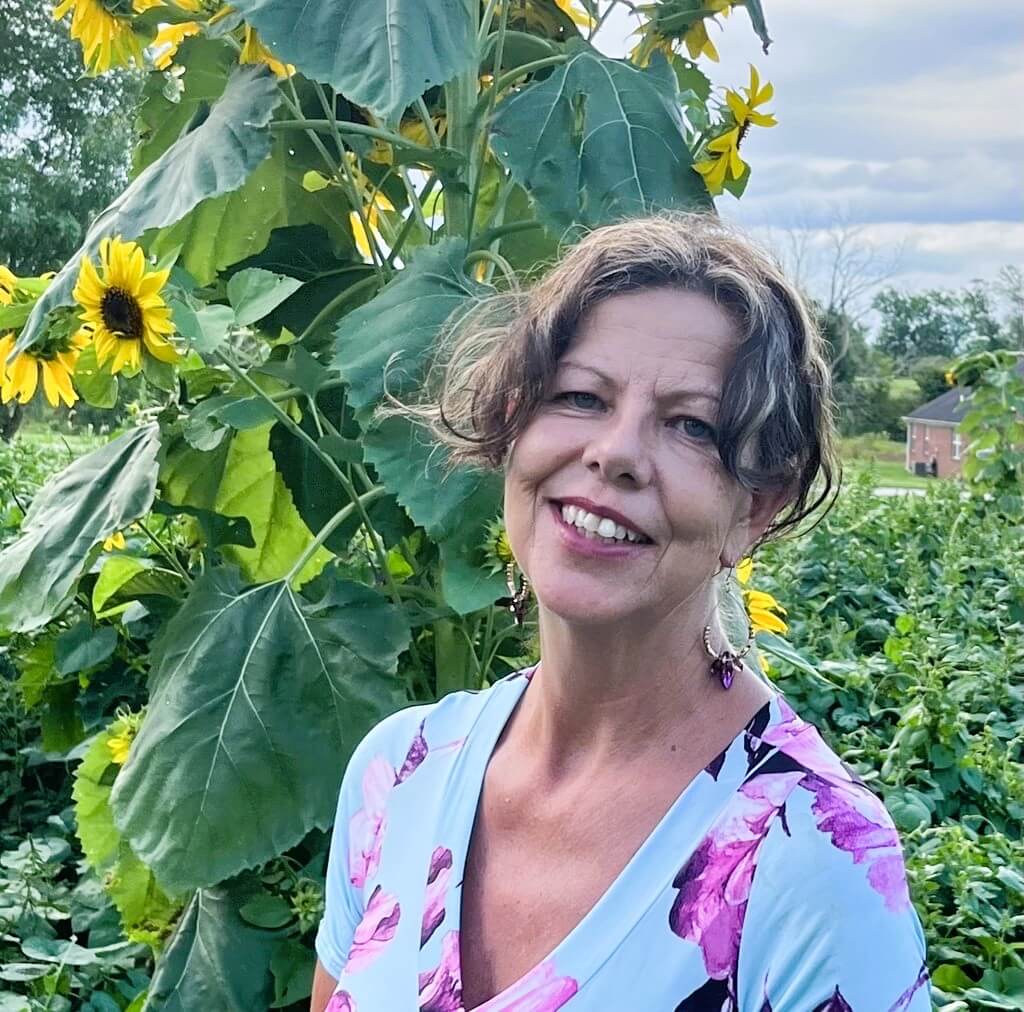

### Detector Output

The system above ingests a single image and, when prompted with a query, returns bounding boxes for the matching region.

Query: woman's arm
[310,958,338,1012]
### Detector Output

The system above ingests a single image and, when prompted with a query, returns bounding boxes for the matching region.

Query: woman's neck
[510,603,774,781]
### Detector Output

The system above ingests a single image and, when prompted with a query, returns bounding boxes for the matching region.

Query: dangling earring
[504,560,531,627]
[702,565,754,689]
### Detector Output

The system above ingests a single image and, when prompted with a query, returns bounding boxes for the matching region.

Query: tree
[0,0,140,274]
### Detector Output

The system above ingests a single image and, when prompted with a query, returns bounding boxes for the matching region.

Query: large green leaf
[72,727,180,935]
[362,417,504,614]
[0,425,161,633]
[213,423,333,586]
[143,878,279,1012]
[332,239,485,422]
[228,0,475,124]
[491,43,709,232]
[134,35,235,173]
[15,67,281,351]
[109,566,408,892]
[149,132,355,286]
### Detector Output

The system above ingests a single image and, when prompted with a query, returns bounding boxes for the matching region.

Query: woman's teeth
[559,503,647,544]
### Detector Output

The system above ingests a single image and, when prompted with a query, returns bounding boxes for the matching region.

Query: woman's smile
[547,499,655,560]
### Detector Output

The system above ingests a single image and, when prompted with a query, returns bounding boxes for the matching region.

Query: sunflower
[1,269,91,408]
[52,0,160,75]
[483,516,515,575]
[103,530,128,551]
[106,705,145,766]
[149,20,201,69]
[239,25,294,78]
[73,237,179,376]
[735,556,788,635]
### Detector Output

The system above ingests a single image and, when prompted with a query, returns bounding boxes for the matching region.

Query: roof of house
[904,387,974,423]
[904,357,1024,424]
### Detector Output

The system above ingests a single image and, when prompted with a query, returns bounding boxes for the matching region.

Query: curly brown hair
[374,211,842,548]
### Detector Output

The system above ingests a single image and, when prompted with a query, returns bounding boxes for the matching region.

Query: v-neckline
[428,665,779,1011]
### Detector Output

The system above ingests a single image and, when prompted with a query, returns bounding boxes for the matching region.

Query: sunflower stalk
[134,518,193,586]
[213,348,421,666]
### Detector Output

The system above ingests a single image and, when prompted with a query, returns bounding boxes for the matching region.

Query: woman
[311,214,930,1011]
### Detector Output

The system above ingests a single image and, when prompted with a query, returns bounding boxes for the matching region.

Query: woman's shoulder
[744,692,914,912]
[344,664,535,782]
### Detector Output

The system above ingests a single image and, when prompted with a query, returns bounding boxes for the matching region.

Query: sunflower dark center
[101,287,144,340]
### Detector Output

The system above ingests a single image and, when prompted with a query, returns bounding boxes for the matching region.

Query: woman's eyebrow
[557,360,721,406]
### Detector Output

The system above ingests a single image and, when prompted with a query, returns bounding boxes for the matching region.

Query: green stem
[296,273,382,344]
[387,173,439,266]
[474,218,544,249]
[213,351,411,634]
[415,97,442,148]
[442,0,480,238]
[468,0,509,239]
[464,249,518,289]
[134,518,193,586]
[267,377,347,403]
[271,119,437,161]
[285,488,385,584]
[482,55,569,109]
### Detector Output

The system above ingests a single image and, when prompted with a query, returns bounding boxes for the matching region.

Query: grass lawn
[839,435,935,490]
[15,423,106,457]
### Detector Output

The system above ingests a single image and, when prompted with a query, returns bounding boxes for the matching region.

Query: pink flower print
[421,846,454,947]
[759,698,854,788]
[670,771,805,979]
[326,992,357,1012]
[889,963,930,1011]
[419,929,462,1012]
[804,774,911,913]
[812,988,853,1012]
[473,958,579,1011]
[397,720,429,783]
[349,756,395,887]
[344,884,401,974]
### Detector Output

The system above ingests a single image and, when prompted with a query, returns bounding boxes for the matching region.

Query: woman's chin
[532,578,641,628]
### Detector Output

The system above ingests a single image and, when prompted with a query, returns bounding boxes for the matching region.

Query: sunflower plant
[1,1,809,1007]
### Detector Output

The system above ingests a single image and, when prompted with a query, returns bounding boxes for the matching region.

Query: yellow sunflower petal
[745,589,787,615]
[143,332,181,363]
[749,608,788,635]
[40,361,62,408]
[11,354,39,403]
[110,339,140,375]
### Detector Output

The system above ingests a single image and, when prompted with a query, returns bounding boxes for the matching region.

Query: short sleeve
[736,781,930,1011]
[314,741,367,979]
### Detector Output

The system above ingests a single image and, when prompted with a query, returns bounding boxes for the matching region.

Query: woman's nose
[581,409,653,486]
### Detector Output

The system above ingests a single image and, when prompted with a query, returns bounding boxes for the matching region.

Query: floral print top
[315,664,930,1011]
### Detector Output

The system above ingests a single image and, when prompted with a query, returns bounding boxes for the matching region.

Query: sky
[594,0,1024,314]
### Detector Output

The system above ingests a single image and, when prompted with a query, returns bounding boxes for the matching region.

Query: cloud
[593,0,1024,292]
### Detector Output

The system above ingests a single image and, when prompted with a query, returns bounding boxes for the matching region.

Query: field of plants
[1,0,1022,1009]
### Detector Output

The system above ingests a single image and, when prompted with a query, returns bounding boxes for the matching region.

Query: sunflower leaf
[226,0,475,124]
[490,43,709,233]
[0,424,162,633]
[108,565,408,892]
[15,67,281,354]
[227,269,303,327]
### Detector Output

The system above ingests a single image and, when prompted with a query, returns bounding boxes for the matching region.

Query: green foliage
[0,0,140,274]
[757,474,1024,1005]
[953,350,1024,515]
[873,281,1021,368]
[491,45,709,232]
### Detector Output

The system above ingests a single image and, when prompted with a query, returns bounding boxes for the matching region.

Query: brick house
[901,387,972,479]
[902,358,1024,479]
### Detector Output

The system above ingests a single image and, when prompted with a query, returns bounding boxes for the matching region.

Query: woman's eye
[675,417,716,440]
[558,391,602,410]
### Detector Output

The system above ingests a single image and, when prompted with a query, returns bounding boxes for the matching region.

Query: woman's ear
[720,484,792,568]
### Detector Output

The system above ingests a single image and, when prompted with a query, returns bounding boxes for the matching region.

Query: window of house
[953,430,962,460]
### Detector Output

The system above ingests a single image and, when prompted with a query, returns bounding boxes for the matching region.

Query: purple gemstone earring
[703,567,754,689]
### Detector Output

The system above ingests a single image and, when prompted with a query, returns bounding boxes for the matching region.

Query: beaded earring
[503,560,531,627]
[703,564,754,689]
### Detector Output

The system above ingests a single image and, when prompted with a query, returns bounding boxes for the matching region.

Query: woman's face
[503,287,778,628]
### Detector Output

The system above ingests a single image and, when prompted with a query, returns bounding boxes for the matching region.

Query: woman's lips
[549,501,653,558]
